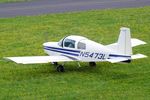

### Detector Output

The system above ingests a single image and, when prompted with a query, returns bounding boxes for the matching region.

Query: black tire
[57,65,64,72]
[89,62,96,67]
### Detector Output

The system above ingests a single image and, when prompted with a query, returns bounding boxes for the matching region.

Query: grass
[0,0,32,3]
[0,6,150,99]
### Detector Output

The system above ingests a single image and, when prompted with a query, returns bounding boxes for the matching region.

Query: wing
[4,56,76,64]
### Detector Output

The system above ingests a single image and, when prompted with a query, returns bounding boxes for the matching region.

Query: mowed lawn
[0,7,150,99]
[0,0,31,3]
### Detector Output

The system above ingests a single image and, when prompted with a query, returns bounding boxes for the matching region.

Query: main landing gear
[52,62,96,72]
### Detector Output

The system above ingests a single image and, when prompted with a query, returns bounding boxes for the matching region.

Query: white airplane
[5,27,147,72]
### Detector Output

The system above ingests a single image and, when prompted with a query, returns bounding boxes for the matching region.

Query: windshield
[64,39,75,48]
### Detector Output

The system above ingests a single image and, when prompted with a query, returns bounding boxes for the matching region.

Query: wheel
[89,62,96,67]
[56,65,64,72]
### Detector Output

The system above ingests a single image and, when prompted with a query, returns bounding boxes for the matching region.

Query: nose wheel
[56,65,64,72]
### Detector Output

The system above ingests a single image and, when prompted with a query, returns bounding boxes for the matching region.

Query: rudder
[117,27,132,56]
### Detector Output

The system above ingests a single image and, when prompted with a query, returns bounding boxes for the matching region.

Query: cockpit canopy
[58,35,87,50]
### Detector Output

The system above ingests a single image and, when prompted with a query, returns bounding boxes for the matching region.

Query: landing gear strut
[56,65,64,72]
[52,62,58,66]
[89,62,96,67]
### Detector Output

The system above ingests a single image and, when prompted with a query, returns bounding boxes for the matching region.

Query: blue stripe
[44,48,79,56]
[44,46,80,53]
[109,54,131,58]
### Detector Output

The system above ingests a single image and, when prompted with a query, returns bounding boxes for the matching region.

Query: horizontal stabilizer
[4,56,74,64]
[106,57,128,63]
[131,54,147,59]
[131,38,146,47]
[106,39,146,53]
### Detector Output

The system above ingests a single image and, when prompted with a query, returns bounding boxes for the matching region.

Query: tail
[106,27,147,63]
[117,27,132,56]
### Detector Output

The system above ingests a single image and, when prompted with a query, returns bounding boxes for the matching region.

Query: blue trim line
[44,46,80,53]
[44,48,79,56]
[109,54,131,58]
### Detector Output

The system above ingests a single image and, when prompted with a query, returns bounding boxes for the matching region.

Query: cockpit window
[64,39,75,48]
[77,42,86,50]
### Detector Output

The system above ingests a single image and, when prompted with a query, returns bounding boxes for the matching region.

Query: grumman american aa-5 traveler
[5,27,147,72]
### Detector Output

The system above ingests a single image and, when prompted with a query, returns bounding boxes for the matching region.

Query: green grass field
[0,7,150,99]
[0,0,31,3]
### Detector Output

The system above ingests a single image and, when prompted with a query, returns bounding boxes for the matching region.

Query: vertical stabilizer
[117,27,132,55]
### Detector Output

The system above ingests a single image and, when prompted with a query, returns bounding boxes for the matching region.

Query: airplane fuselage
[43,35,111,62]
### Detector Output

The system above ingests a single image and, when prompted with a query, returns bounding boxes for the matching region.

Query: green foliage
[0,7,150,99]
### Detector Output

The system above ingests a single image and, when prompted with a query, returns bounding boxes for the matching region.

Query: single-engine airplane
[5,27,147,72]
